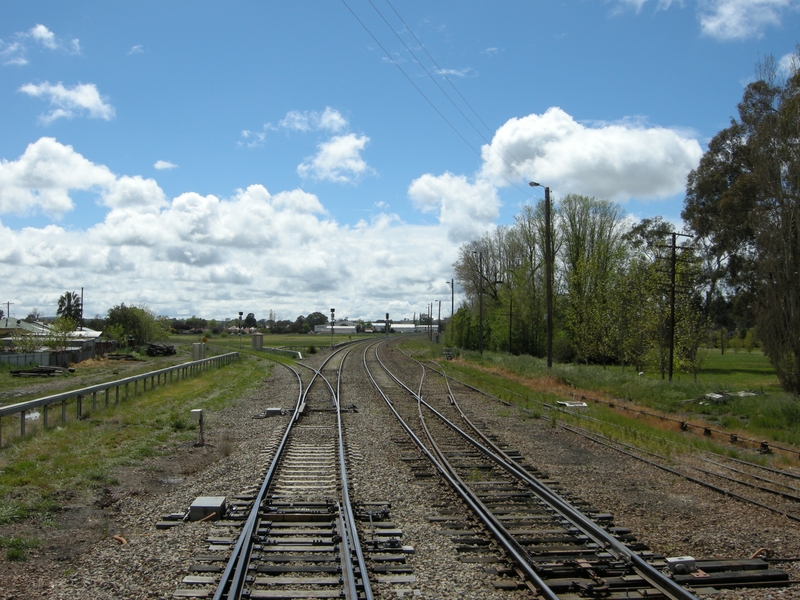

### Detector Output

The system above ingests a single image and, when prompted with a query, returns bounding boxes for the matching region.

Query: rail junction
[162,338,797,599]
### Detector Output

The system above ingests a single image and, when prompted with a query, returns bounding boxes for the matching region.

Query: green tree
[46,316,77,352]
[57,291,82,323]
[558,194,626,365]
[244,313,257,328]
[11,329,40,353]
[683,49,800,392]
[105,303,167,348]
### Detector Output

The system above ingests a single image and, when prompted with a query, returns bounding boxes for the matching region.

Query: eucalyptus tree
[683,50,800,392]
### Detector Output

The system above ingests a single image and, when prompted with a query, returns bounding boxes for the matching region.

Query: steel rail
[336,345,374,600]
[424,361,699,600]
[215,351,341,600]
[427,360,800,526]
[213,345,368,600]
[362,341,559,600]
[212,359,304,600]
[387,344,698,600]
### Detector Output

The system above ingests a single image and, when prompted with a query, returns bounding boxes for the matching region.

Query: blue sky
[1,1,798,322]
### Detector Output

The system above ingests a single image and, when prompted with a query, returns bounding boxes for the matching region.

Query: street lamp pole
[238,311,243,348]
[330,308,335,348]
[530,182,553,371]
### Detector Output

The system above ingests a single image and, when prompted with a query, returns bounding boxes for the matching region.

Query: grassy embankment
[399,338,799,465]
[0,346,272,558]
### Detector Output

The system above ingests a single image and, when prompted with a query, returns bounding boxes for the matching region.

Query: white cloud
[19,82,115,123]
[154,160,178,170]
[0,137,115,216]
[0,41,27,66]
[436,67,475,78]
[0,138,462,321]
[408,173,500,242]
[778,51,798,76]
[297,134,372,183]
[698,0,800,40]
[615,0,798,39]
[1,24,80,65]
[128,44,144,55]
[478,107,702,202]
[482,47,499,56]
[279,107,348,132]
[29,24,57,49]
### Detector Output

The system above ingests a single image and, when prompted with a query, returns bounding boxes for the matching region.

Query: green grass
[0,354,271,526]
[428,342,800,453]
[0,346,196,407]
[0,534,40,561]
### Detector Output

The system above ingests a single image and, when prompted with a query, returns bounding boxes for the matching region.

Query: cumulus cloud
[477,107,702,202]
[0,137,462,322]
[29,24,57,49]
[408,173,499,242]
[0,137,115,216]
[154,160,177,170]
[297,133,371,183]
[19,82,115,123]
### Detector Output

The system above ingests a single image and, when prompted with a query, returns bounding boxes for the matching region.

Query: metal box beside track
[189,496,226,521]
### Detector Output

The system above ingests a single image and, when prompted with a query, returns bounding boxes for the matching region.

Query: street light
[238,311,243,348]
[529,181,553,370]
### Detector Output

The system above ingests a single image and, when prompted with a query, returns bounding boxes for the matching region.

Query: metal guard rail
[0,352,239,444]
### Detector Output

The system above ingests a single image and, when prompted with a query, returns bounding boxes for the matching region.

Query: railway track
[365,339,793,598]
[174,346,377,600]
[428,355,800,527]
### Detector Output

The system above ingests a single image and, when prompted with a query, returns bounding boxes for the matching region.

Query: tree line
[451,50,800,392]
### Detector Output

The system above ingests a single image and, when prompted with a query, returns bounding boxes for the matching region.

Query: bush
[307,345,317,355]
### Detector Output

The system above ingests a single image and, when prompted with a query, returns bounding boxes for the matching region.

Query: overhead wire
[340,0,537,199]
[381,0,528,169]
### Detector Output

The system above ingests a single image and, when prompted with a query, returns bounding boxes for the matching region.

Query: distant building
[314,320,357,334]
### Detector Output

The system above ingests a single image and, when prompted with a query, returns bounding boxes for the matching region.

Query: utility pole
[437,300,441,336]
[655,232,691,381]
[474,251,484,354]
[508,294,513,352]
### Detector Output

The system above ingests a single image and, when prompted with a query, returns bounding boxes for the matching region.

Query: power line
[340,0,534,197]
[381,0,527,168]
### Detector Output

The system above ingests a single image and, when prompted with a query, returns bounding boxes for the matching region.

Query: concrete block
[189,496,226,521]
